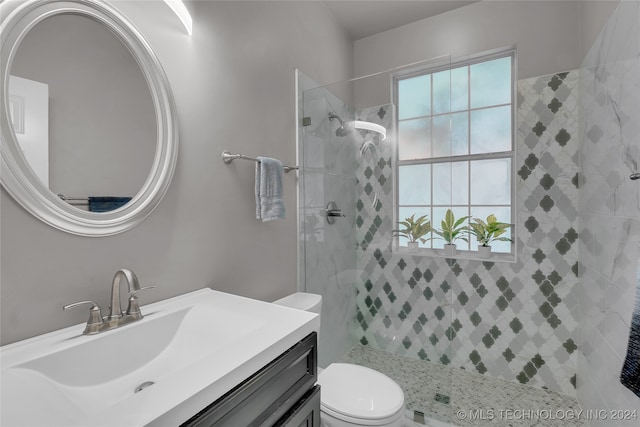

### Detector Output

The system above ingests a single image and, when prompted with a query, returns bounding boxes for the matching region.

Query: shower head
[329,112,387,141]
[329,112,354,137]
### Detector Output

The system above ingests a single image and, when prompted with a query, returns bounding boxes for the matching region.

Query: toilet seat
[318,363,404,425]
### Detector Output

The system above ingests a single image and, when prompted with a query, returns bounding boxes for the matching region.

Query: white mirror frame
[0,0,179,236]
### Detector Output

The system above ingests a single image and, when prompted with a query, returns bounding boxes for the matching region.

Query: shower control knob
[325,201,346,224]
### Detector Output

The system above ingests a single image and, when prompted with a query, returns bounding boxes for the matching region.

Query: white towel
[255,157,286,221]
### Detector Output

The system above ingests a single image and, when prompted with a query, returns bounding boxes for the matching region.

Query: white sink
[1,288,319,426]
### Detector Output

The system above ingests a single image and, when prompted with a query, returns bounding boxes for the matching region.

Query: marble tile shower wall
[577,1,640,421]
[299,84,358,368]
[353,72,581,396]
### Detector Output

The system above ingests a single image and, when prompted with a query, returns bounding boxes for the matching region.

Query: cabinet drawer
[274,385,320,427]
[182,332,317,427]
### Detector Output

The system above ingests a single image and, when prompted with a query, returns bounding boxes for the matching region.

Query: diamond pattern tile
[352,72,580,397]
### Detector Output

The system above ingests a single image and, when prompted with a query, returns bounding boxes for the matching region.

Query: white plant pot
[407,241,420,250]
[443,243,457,257]
[478,245,492,259]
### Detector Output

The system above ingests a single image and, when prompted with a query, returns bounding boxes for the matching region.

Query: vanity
[0,289,321,426]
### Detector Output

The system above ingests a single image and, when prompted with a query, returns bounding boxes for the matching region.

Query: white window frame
[392,47,517,262]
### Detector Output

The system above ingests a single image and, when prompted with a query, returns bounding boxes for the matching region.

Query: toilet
[274,292,405,427]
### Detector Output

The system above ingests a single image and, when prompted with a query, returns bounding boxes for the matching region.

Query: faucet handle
[126,286,156,319]
[63,301,104,334]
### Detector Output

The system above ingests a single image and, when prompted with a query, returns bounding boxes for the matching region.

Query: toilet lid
[317,363,404,421]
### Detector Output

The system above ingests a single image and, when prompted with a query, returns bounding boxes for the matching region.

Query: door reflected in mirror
[9,14,156,212]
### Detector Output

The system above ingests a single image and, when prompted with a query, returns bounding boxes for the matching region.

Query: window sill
[394,247,516,263]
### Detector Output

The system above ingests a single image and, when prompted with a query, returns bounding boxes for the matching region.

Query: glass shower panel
[300,80,358,369]
[426,60,458,425]
[299,55,457,425]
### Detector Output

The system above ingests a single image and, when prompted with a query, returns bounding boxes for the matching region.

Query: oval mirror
[0,0,178,236]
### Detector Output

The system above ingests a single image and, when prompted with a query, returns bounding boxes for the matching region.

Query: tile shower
[344,70,584,426]
[353,70,580,395]
[298,2,640,425]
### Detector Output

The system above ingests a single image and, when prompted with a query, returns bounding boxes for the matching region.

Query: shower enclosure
[297,2,640,426]
[298,52,587,424]
[297,56,463,423]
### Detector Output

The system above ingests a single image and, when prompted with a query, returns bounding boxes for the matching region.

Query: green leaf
[445,209,454,227]
[453,216,469,228]
[415,214,428,224]
[466,214,513,246]
[396,213,432,242]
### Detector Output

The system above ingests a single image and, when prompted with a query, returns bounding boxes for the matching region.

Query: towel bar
[221,150,298,173]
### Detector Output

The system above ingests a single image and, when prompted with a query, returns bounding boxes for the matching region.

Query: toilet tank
[273,292,322,314]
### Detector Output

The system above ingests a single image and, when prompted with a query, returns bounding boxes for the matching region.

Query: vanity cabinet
[181,332,319,427]
[274,385,320,427]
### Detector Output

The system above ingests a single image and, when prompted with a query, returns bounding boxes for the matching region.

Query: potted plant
[468,214,513,258]
[434,209,469,256]
[394,214,431,249]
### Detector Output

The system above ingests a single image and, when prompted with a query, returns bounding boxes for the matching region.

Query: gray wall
[579,0,619,61]
[0,0,352,345]
[353,0,585,107]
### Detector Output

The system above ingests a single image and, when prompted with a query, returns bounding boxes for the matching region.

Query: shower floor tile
[341,345,585,427]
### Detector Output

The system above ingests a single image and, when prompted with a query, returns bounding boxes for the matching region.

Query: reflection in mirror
[9,14,156,212]
[1,0,178,236]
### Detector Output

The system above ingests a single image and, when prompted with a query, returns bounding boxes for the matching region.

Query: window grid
[398,102,511,123]
[394,51,515,256]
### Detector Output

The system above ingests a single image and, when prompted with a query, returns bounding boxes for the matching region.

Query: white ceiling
[323,1,480,40]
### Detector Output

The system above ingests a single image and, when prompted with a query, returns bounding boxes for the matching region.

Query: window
[394,50,515,256]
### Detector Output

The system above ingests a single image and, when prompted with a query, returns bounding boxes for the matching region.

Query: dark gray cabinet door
[181,332,317,427]
[274,385,320,427]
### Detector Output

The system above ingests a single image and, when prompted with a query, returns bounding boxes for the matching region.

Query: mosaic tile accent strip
[353,71,580,396]
[343,344,585,427]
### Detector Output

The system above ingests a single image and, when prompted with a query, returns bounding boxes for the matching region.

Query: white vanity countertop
[0,288,320,426]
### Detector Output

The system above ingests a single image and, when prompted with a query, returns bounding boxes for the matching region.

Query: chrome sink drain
[134,381,155,393]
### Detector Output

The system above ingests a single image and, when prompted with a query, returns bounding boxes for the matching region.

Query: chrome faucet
[63,269,155,335]
[105,269,140,326]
